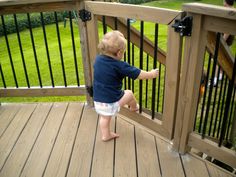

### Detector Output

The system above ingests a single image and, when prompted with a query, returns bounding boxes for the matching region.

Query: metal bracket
[86,86,93,97]
[172,16,193,37]
[79,9,91,22]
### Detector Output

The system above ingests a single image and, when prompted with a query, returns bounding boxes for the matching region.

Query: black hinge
[86,86,93,97]
[79,9,91,22]
[172,16,193,37]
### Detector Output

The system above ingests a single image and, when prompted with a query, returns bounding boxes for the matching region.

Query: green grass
[143,0,223,10]
[0,0,234,104]
[0,22,84,87]
[0,20,86,102]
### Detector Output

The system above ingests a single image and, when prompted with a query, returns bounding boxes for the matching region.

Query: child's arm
[137,69,159,80]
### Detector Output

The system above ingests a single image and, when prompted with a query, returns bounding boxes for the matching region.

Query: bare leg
[99,115,119,141]
[118,90,138,111]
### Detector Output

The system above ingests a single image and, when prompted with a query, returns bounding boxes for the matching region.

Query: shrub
[0,12,66,36]
[119,0,154,4]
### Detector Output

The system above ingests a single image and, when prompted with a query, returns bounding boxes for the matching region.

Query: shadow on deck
[0,102,234,177]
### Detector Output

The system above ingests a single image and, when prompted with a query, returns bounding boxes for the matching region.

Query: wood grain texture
[183,3,236,20]
[0,103,233,177]
[85,1,181,24]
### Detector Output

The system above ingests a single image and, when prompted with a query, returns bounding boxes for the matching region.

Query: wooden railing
[84,1,183,140]
[174,2,236,169]
[0,0,95,104]
[0,0,236,170]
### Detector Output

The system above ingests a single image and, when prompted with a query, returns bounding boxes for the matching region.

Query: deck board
[20,103,68,177]
[0,103,52,177]
[115,117,137,177]
[156,136,186,177]
[90,117,116,177]
[43,103,84,177]
[135,126,162,177]
[0,104,36,170]
[0,102,234,177]
[0,104,20,136]
[181,154,210,177]
[206,162,234,177]
[66,105,98,177]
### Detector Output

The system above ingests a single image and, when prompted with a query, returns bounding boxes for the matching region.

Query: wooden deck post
[173,13,207,153]
[76,0,98,106]
[162,15,183,139]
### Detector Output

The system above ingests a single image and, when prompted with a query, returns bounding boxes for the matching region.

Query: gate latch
[86,86,93,97]
[79,9,91,22]
[172,16,192,37]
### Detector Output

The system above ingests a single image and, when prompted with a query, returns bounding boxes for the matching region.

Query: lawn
[144,0,223,9]
[0,0,233,104]
[0,17,87,102]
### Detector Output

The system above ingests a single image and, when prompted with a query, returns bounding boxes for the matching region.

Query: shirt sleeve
[119,61,141,80]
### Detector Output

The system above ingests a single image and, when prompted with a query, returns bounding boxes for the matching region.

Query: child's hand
[138,69,159,80]
[151,69,159,78]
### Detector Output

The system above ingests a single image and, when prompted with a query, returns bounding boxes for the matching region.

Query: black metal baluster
[202,33,221,138]
[145,54,149,108]
[14,14,30,88]
[69,11,80,86]
[217,76,228,138]
[27,13,42,87]
[0,64,6,88]
[127,18,131,90]
[157,63,162,112]
[139,21,144,113]
[124,53,127,90]
[194,59,208,131]
[114,17,118,30]
[226,88,236,139]
[40,12,54,87]
[208,67,221,136]
[199,53,212,133]
[55,12,67,87]
[151,23,158,119]
[213,72,225,137]
[219,54,236,146]
[132,44,135,93]
[1,15,18,88]
[102,16,107,34]
[161,69,166,113]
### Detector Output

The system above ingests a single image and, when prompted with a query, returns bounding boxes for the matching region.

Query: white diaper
[94,101,120,116]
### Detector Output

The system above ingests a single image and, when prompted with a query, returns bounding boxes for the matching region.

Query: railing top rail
[0,0,78,15]
[183,2,236,20]
[0,0,76,7]
[85,1,182,24]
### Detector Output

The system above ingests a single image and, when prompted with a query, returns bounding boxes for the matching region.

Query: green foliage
[0,12,65,36]
[120,0,223,6]
[0,0,233,103]
[143,0,223,10]
[119,0,153,4]
[0,20,86,103]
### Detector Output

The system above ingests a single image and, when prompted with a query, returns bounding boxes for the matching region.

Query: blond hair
[98,30,126,56]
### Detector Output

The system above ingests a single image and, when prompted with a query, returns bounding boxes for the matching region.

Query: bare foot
[102,132,119,142]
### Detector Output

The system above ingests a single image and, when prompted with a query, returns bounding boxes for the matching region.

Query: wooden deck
[0,102,235,177]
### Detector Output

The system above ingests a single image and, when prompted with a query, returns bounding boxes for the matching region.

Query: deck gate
[81,1,183,140]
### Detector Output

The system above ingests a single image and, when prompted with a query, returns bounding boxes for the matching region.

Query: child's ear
[117,50,122,57]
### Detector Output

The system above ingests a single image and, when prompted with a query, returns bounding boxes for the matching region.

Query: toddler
[93,30,159,141]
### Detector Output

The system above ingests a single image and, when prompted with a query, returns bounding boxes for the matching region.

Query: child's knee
[124,90,134,98]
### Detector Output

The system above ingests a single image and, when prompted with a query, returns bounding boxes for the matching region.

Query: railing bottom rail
[0,86,86,97]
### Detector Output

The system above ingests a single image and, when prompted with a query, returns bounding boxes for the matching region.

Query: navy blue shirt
[93,55,141,103]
